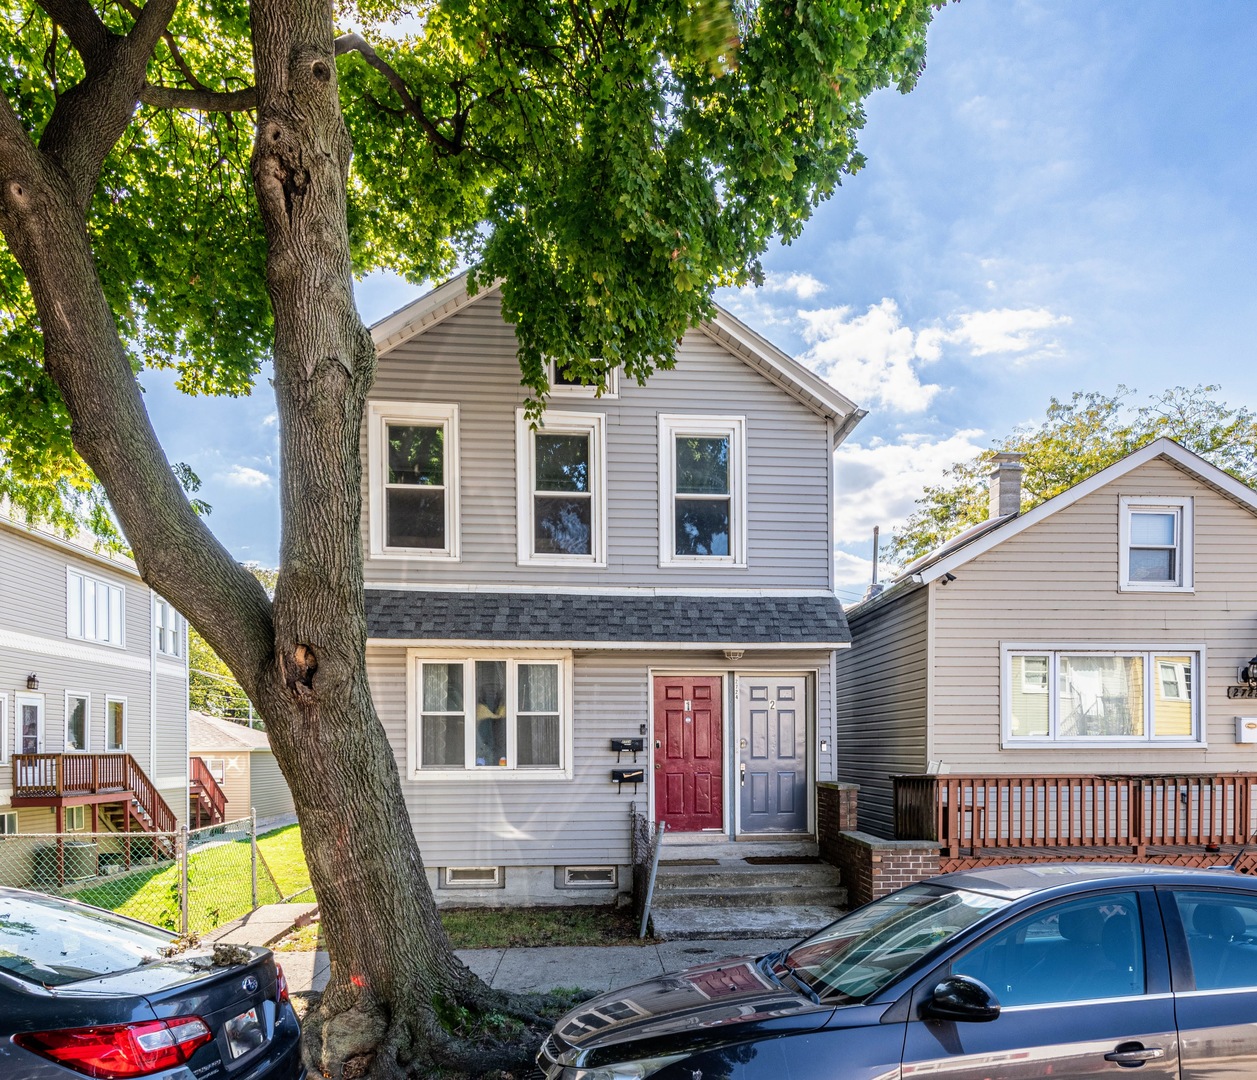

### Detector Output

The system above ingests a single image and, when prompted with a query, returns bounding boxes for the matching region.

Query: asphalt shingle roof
[364,590,851,645]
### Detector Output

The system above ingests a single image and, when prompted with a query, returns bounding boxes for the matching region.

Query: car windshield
[0,892,175,987]
[781,883,1009,1004]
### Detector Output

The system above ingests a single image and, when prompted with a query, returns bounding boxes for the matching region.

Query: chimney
[988,452,1024,520]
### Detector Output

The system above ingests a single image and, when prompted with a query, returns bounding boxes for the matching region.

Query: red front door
[654,676,723,832]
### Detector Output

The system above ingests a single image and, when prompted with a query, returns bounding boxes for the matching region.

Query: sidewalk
[219,904,790,996]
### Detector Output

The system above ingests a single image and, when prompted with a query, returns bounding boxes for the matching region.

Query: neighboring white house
[189,710,295,829]
[363,275,863,905]
[0,509,189,840]
[837,438,1257,845]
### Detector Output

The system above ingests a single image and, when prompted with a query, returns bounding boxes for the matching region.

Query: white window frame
[659,414,747,568]
[154,596,184,658]
[64,805,86,832]
[406,649,574,781]
[515,409,607,567]
[1119,495,1193,592]
[66,568,125,647]
[205,757,226,783]
[547,357,620,399]
[1001,643,1205,748]
[14,692,43,755]
[0,811,17,835]
[0,694,7,764]
[367,401,461,560]
[65,691,91,753]
[105,695,127,752]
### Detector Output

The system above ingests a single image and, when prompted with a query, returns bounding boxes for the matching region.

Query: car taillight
[276,962,290,1005]
[14,1016,213,1079]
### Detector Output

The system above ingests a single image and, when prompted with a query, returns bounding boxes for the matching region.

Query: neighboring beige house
[837,438,1257,847]
[189,711,295,828]
[0,510,189,843]
[363,275,861,906]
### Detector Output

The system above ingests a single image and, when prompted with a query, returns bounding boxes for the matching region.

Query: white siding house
[364,276,862,905]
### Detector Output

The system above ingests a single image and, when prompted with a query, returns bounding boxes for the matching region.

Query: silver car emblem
[243,975,259,994]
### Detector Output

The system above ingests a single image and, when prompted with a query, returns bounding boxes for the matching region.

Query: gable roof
[369,273,865,449]
[900,438,1257,587]
[189,710,272,752]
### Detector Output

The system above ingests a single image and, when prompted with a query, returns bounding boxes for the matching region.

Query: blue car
[539,863,1257,1079]
[0,888,304,1079]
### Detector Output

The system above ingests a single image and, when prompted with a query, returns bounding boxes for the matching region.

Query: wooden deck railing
[12,753,177,834]
[189,756,228,824]
[894,773,1257,856]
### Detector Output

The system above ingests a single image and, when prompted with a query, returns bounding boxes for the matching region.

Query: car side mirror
[922,975,1001,1023]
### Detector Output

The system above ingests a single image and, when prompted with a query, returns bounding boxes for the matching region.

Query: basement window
[559,866,618,888]
[440,866,504,889]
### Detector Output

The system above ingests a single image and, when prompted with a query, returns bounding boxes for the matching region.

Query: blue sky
[142,1,1257,602]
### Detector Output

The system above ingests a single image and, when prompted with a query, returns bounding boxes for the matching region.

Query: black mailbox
[611,767,645,792]
[610,737,645,753]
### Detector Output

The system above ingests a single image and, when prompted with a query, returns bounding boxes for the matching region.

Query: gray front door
[737,675,807,833]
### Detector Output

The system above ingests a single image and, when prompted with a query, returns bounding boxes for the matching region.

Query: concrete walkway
[218,903,795,997]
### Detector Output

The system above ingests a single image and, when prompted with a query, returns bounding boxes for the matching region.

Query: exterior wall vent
[440,866,504,888]
[559,865,618,888]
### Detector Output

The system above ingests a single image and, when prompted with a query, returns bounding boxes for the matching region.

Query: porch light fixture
[723,649,744,661]
[25,673,38,690]
[1244,656,1257,687]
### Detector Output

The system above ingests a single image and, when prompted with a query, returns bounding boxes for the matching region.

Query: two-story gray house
[363,275,861,906]
[1,510,189,848]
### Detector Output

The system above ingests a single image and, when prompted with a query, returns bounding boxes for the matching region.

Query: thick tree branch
[140,83,257,111]
[334,32,461,154]
[35,0,110,69]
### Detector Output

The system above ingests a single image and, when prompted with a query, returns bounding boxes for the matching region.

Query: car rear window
[0,892,175,986]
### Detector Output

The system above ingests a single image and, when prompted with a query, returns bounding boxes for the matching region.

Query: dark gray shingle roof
[365,590,850,646]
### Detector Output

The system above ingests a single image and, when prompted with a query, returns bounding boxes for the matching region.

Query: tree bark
[1,1,546,1075]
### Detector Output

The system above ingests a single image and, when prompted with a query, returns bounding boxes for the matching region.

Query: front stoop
[648,837,846,940]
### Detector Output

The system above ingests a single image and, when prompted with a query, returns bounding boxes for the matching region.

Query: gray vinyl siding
[0,521,189,825]
[930,458,1257,774]
[835,587,930,839]
[364,294,833,590]
[368,644,832,865]
[248,753,296,822]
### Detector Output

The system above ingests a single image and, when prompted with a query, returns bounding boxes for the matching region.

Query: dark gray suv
[539,863,1257,1079]
[0,888,304,1079]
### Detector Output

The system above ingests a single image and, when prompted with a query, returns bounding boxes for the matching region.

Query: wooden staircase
[189,756,228,827]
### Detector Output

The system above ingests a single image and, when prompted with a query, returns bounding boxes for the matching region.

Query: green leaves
[888,385,1257,566]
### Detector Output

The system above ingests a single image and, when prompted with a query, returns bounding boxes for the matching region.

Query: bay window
[412,652,570,776]
[1004,646,1203,745]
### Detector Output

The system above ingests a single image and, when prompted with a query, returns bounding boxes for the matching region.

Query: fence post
[179,825,189,936]
[250,808,259,911]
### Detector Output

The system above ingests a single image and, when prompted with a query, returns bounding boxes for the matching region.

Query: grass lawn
[74,824,311,934]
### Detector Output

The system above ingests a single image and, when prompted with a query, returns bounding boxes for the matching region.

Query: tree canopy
[888,384,1257,566]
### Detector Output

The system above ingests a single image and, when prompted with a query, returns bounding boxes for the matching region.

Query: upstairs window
[155,597,184,658]
[1119,496,1192,591]
[659,415,746,567]
[547,357,619,399]
[516,410,606,566]
[67,570,124,646]
[368,402,460,559]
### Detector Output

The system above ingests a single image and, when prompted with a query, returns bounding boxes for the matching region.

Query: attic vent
[561,865,617,888]
[441,866,503,888]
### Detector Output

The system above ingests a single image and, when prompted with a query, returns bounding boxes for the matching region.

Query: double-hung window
[155,597,184,657]
[1119,496,1192,591]
[659,415,746,566]
[368,402,460,559]
[67,569,124,646]
[516,410,606,565]
[1004,646,1203,746]
[105,697,126,752]
[547,357,619,399]
[411,653,570,777]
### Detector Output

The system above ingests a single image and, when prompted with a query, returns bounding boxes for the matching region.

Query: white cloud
[949,307,1071,356]
[262,412,278,427]
[223,465,271,488]
[798,300,943,413]
[763,271,827,300]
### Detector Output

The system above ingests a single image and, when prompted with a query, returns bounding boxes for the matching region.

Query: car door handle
[1104,1043,1165,1066]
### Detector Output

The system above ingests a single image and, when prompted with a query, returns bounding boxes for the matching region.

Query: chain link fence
[0,813,284,935]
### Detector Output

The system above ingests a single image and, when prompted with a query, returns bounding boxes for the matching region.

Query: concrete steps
[648,837,846,940]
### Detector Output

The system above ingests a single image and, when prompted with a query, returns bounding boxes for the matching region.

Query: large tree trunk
[1,1,548,1075]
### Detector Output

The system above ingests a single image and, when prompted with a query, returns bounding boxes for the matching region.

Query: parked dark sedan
[0,887,304,1079]
[539,863,1257,1079]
